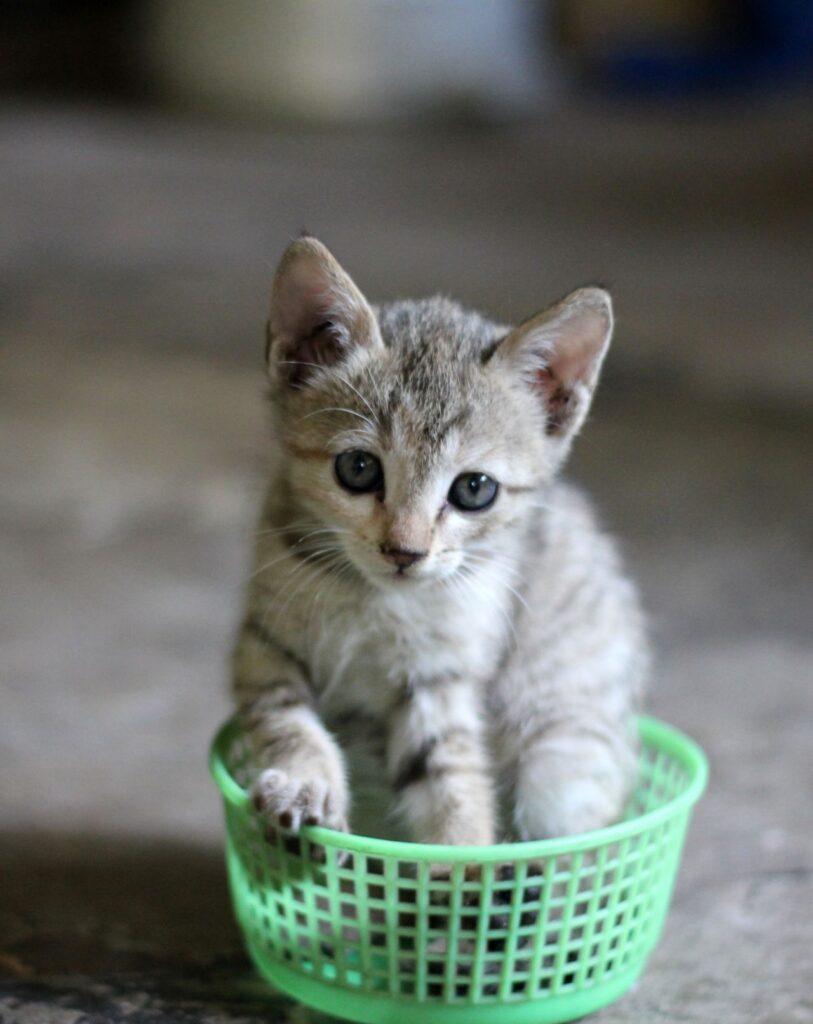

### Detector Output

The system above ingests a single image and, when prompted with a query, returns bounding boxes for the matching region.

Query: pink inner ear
[500,288,611,437]
[282,321,343,389]
[268,238,382,388]
[272,258,345,386]
[555,349,583,386]
[278,277,333,341]
[534,365,572,434]
[547,334,603,388]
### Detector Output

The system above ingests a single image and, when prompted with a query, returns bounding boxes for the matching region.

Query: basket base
[248,943,646,1024]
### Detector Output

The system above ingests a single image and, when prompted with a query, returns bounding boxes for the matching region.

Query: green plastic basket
[210,715,707,1024]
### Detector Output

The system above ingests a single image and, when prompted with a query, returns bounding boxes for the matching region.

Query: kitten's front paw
[251,768,348,833]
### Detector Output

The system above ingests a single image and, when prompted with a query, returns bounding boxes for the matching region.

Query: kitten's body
[233,240,647,846]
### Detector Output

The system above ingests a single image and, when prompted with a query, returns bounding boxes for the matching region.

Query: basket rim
[209,713,708,862]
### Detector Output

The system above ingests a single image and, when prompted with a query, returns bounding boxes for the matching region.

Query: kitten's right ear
[266,237,382,389]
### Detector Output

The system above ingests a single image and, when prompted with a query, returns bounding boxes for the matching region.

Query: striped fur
[231,238,647,844]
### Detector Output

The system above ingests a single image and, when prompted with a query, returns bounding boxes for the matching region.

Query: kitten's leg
[232,616,348,832]
[387,679,495,847]
[508,704,639,841]
[497,517,647,841]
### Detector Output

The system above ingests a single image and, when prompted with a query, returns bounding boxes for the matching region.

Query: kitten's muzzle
[379,545,427,572]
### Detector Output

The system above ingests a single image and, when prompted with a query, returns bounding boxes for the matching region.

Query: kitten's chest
[306,584,508,720]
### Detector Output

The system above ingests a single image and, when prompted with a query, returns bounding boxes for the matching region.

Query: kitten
[232,237,647,847]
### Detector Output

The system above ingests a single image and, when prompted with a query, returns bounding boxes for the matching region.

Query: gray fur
[232,237,647,845]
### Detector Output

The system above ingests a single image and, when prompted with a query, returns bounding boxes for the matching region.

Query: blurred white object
[146,0,553,122]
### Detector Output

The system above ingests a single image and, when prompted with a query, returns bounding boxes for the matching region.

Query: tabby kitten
[232,237,647,846]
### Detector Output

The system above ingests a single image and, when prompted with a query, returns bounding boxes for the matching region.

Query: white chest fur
[270,559,514,722]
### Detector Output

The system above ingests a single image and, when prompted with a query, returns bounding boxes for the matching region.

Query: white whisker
[245,532,339,583]
[298,406,374,428]
[279,359,380,425]
[253,518,324,539]
[464,551,524,581]
[270,548,347,630]
[458,563,520,652]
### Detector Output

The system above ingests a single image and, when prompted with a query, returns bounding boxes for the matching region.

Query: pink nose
[380,545,427,571]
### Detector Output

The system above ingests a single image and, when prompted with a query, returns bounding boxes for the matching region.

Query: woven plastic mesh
[213,718,705,1017]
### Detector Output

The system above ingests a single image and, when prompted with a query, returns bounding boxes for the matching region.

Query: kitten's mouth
[373,552,463,586]
[368,563,430,587]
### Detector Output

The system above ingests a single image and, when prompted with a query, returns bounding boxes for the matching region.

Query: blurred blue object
[601,0,813,96]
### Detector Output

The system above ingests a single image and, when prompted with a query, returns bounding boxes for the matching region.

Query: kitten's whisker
[330,367,381,426]
[280,359,380,426]
[465,547,520,564]
[457,564,520,652]
[247,528,350,584]
[259,526,347,547]
[284,528,350,548]
[523,498,553,512]
[277,543,347,581]
[264,560,327,634]
[498,581,531,614]
[270,548,347,630]
[317,571,361,703]
[465,559,529,611]
[304,569,340,653]
[245,536,337,583]
[245,548,300,582]
[362,361,386,412]
[292,555,350,626]
[464,552,524,580]
[304,560,342,648]
[297,407,375,428]
[322,427,379,452]
[250,545,343,631]
[305,559,357,664]
[253,519,327,539]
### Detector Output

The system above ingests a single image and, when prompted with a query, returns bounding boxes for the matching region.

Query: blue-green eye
[335,450,384,494]
[448,472,499,511]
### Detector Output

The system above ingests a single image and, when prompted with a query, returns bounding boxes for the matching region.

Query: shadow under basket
[210,715,707,1024]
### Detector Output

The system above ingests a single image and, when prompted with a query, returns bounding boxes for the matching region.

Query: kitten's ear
[493,287,613,444]
[267,237,382,388]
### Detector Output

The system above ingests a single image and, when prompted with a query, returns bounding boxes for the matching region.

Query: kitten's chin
[355,559,458,591]
[364,567,433,590]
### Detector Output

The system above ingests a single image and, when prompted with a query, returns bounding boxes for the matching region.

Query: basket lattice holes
[213,717,706,1019]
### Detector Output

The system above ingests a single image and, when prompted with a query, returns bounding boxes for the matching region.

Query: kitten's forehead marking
[307,295,531,487]
[393,397,472,450]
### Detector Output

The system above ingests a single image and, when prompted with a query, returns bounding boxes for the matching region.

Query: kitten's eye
[448,472,499,512]
[335,450,384,494]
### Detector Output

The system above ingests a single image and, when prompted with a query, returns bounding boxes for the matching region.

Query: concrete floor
[1,99,812,1022]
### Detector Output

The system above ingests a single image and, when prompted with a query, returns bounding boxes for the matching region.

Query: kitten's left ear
[492,287,613,447]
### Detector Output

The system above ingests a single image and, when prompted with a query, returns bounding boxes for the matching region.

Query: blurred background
[1,3,812,1021]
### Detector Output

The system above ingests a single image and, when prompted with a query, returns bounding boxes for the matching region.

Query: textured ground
[1,99,812,1022]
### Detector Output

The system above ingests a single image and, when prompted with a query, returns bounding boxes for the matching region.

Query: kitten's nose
[380,545,427,571]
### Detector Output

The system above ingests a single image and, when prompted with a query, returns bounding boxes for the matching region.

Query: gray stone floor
[1,100,812,1022]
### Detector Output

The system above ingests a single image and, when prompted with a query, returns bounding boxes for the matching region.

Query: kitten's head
[265,237,612,588]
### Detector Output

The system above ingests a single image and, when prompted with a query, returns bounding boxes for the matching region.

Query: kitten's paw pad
[251,769,347,833]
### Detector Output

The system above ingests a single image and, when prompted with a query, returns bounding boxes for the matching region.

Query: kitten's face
[266,239,612,589]
[279,316,547,586]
